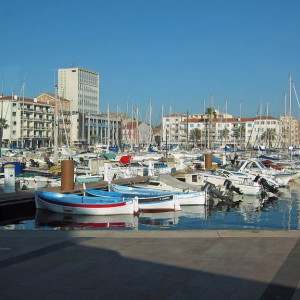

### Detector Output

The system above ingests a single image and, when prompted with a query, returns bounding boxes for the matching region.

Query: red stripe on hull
[39,197,127,208]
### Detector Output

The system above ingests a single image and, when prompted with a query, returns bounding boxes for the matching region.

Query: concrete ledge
[2,230,300,238]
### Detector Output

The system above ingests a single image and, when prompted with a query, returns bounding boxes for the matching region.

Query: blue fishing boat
[84,188,181,212]
[109,184,206,205]
[35,190,138,215]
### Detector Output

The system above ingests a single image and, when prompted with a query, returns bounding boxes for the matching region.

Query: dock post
[179,157,184,170]
[61,160,75,192]
[205,153,212,170]
[148,158,154,176]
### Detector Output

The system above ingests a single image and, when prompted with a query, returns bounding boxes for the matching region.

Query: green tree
[238,125,246,148]
[261,129,277,148]
[190,128,202,147]
[0,118,9,156]
[222,128,230,143]
[205,107,217,118]
[238,125,245,137]
[90,134,100,145]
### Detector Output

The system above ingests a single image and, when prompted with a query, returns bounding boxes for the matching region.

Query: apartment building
[58,67,100,114]
[121,120,151,147]
[162,113,283,150]
[279,115,300,148]
[36,93,71,147]
[0,95,54,148]
[162,113,182,145]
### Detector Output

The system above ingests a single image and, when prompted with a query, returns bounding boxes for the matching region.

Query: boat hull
[110,184,206,205]
[35,190,138,215]
[85,189,181,212]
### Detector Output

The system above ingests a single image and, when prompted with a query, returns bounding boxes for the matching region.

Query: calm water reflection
[1,184,300,230]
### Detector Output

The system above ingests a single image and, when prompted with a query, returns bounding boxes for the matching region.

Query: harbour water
[1,184,300,231]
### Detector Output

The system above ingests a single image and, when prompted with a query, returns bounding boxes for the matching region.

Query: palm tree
[261,129,277,148]
[190,128,202,147]
[238,125,245,148]
[222,128,230,144]
[205,107,217,118]
[90,134,100,145]
[0,118,9,156]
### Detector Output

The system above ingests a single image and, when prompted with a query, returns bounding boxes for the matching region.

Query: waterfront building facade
[58,67,100,114]
[279,115,300,148]
[121,120,151,148]
[162,113,284,150]
[1,95,54,148]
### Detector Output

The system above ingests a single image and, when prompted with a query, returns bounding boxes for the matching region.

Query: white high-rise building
[58,67,100,114]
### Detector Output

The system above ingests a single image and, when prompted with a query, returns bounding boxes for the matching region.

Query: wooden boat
[84,189,181,212]
[109,183,206,205]
[136,194,181,212]
[35,190,138,215]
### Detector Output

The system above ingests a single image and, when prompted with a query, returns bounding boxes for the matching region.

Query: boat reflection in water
[33,192,285,230]
[208,195,266,224]
[180,205,207,219]
[138,211,180,228]
[35,209,138,230]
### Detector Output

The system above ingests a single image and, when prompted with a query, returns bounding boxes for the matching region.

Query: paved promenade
[0,230,300,300]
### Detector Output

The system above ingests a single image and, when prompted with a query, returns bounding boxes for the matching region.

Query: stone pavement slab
[0,230,300,300]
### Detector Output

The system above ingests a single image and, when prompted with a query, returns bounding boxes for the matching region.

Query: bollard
[4,164,16,193]
[104,160,111,182]
[205,153,212,170]
[179,157,184,170]
[148,158,154,176]
[61,160,75,192]
[222,153,227,165]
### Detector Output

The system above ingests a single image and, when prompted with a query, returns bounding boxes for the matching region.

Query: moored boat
[109,183,206,205]
[84,188,181,212]
[35,190,138,215]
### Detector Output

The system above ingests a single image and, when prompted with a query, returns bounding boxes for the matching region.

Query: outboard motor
[202,182,233,202]
[253,175,261,182]
[224,179,243,195]
[259,177,279,194]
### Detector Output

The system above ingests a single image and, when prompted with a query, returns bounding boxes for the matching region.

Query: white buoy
[4,164,16,193]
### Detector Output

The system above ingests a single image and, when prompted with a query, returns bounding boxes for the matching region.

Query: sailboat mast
[289,74,292,147]
[136,106,139,146]
[21,81,25,148]
[149,99,152,145]
[161,103,164,145]
[239,101,242,149]
[53,85,58,165]
[116,105,119,147]
[107,104,110,148]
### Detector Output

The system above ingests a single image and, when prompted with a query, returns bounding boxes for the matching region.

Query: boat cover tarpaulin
[157,174,203,192]
[119,155,131,165]
[198,155,222,165]
[258,155,279,161]
[102,153,116,160]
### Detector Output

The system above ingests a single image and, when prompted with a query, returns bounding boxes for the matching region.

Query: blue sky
[1,0,300,126]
